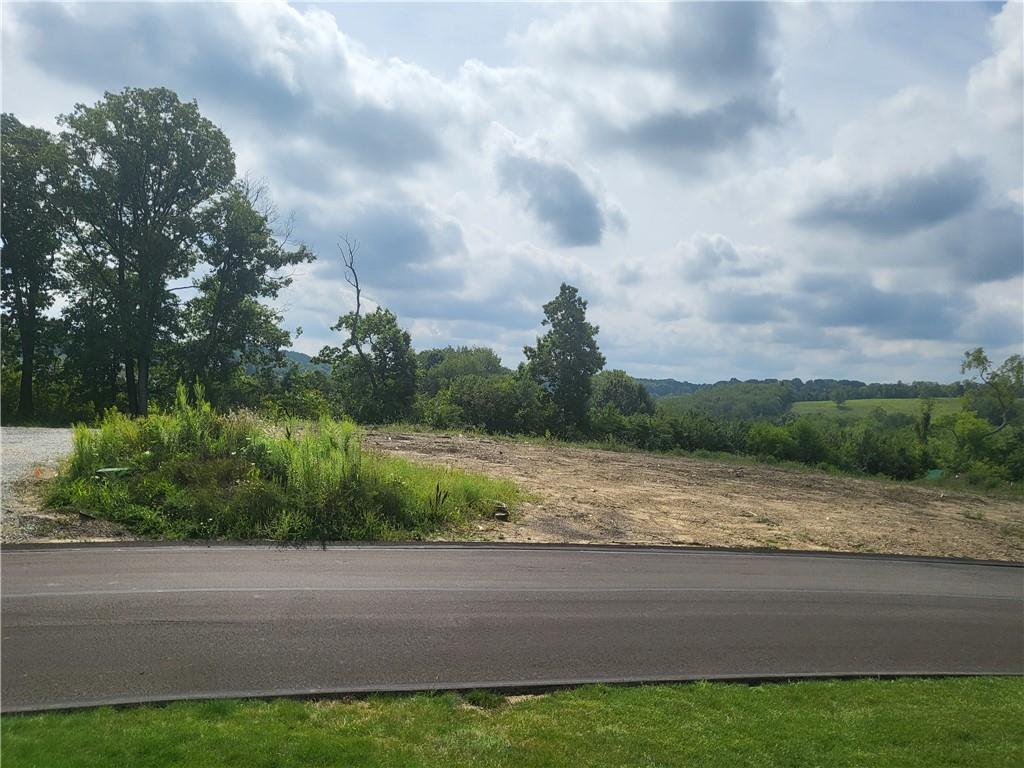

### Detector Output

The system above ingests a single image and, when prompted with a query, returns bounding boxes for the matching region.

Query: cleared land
[3,679,1022,768]
[366,431,1024,561]
[791,397,962,418]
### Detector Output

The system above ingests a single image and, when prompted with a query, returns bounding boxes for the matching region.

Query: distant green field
[791,397,962,419]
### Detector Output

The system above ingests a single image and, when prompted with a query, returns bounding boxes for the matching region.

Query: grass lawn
[3,678,1021,767]
[791,397,963,419]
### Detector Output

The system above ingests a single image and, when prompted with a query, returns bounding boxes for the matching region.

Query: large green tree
[60,282,124,415]
[591,370,655,416]
[416,346,507,395]
[960,348,1023,434]
[0,115,65,419]
[181,178,314,397]
[58,87,235,415]
[524,283,605,433]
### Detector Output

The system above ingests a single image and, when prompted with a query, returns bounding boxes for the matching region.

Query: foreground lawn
[3,678,1021,767]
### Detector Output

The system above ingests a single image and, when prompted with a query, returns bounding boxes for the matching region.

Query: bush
[50,383,520,541]
[745,422,798,461]
[845,424,922,480]
[786,418,832,465]
[590,370,655,416]
[416,374,555,435]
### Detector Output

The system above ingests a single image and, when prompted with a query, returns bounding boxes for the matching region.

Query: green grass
[3,679,1021,767]
[791,397,963,419]
[47,384,520,541]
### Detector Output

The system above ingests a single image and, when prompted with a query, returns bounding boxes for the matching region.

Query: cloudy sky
[3,1,1022,383]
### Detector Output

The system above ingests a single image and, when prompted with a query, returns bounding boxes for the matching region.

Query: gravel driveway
[1,426,129,543]
[1,427,73,487]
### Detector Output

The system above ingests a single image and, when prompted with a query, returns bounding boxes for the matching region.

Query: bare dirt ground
[366,431,1024,562]
[1,427,131,544]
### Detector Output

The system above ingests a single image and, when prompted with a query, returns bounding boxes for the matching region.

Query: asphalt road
[2,544,1021,712]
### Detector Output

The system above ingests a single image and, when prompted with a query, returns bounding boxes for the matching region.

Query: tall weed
[51,386,518,541]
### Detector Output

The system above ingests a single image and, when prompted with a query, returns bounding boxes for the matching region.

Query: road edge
[4,671,1022,715]
[2,539,1021,567]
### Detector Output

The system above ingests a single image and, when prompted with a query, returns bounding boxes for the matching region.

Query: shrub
[846,424,922,480]
[745,422,797,461]
[418,374,555,435]
[786,418,831,465]
[415,390,466,430]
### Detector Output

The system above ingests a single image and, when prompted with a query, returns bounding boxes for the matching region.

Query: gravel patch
[1,426,130,543]
[1,427,73,487]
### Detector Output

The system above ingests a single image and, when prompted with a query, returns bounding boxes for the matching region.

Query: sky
[2,1,1022,383]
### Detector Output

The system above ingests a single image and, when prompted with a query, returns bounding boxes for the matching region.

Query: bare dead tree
[338,236,378,398]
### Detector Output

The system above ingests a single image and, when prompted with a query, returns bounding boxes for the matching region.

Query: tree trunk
[107,365,119,413]
[135,281,159,417]
[16,321,35,421]
[125,357,139,416]
[136,355,150,417]
[192,264,232,391]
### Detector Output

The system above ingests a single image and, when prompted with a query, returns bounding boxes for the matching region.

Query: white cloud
[968,1,1023,132]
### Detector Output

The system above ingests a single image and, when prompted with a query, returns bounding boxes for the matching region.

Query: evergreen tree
[524,283,605,433]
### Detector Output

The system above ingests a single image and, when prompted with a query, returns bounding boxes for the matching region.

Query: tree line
[2,89,313,419]
[1,87,607,435]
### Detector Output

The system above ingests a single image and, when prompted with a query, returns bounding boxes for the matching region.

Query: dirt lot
[366,431,1024,562]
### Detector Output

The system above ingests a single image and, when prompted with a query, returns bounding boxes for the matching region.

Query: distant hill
[636,378,706,398]
[282,350,330,373]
